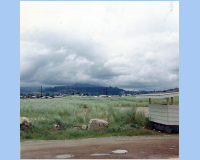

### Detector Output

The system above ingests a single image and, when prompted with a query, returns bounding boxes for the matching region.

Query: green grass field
[20,96,179,141]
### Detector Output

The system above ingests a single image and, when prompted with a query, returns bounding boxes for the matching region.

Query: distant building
[99,95,108,97]
[31,96,36,99]
[54,96,62,98]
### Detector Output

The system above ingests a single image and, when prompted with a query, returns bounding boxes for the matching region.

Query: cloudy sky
[20,1,179,91]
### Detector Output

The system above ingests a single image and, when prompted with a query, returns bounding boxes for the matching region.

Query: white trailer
[136,91,179,133]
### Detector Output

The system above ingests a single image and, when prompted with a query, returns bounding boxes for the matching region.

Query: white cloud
[56,47,66,54]
[20,1,179,90]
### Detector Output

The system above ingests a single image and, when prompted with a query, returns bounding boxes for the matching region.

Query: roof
[135,91,179,99]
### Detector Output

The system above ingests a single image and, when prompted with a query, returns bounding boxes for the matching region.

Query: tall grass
[20,97,143,125]
[20,96,178,141]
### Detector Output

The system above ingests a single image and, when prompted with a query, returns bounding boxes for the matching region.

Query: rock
[54,124,64,130]
[20,117,33,130]
[73,126,81,130]
[55,154,74,159]
[88,119,108,130]
[54,124,59,128]
[81,125,88,130]
[112,150,128,154]
[90,153,111,156]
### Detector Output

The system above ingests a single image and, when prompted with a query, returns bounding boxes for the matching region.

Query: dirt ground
[20,134,179,159]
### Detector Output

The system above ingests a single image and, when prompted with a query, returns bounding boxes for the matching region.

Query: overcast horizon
[20,1,179,91]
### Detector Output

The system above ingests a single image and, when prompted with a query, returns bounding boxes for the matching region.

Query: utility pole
[106,87,108,96]
[41,86,42,98]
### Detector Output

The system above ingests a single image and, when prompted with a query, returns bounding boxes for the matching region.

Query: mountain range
[20,83,179,96]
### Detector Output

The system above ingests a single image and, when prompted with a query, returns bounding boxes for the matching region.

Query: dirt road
[20,134,179,159]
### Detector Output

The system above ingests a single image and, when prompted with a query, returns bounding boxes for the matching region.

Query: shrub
[133,111,146,127]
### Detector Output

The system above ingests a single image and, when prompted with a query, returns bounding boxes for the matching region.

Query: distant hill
[41,84,125,96]
[20,83,179,96]
[20,87,41,95]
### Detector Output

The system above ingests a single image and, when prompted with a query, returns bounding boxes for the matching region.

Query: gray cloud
[20,1,179,91]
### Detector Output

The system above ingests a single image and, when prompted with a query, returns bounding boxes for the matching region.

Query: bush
[134,111,146,126]
[20,130,32,139]
[130,111,151,129]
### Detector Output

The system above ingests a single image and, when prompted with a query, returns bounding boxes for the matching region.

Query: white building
[136,91,179,133]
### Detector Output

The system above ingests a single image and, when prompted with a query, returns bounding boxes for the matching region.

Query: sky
[20,1,179,91]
